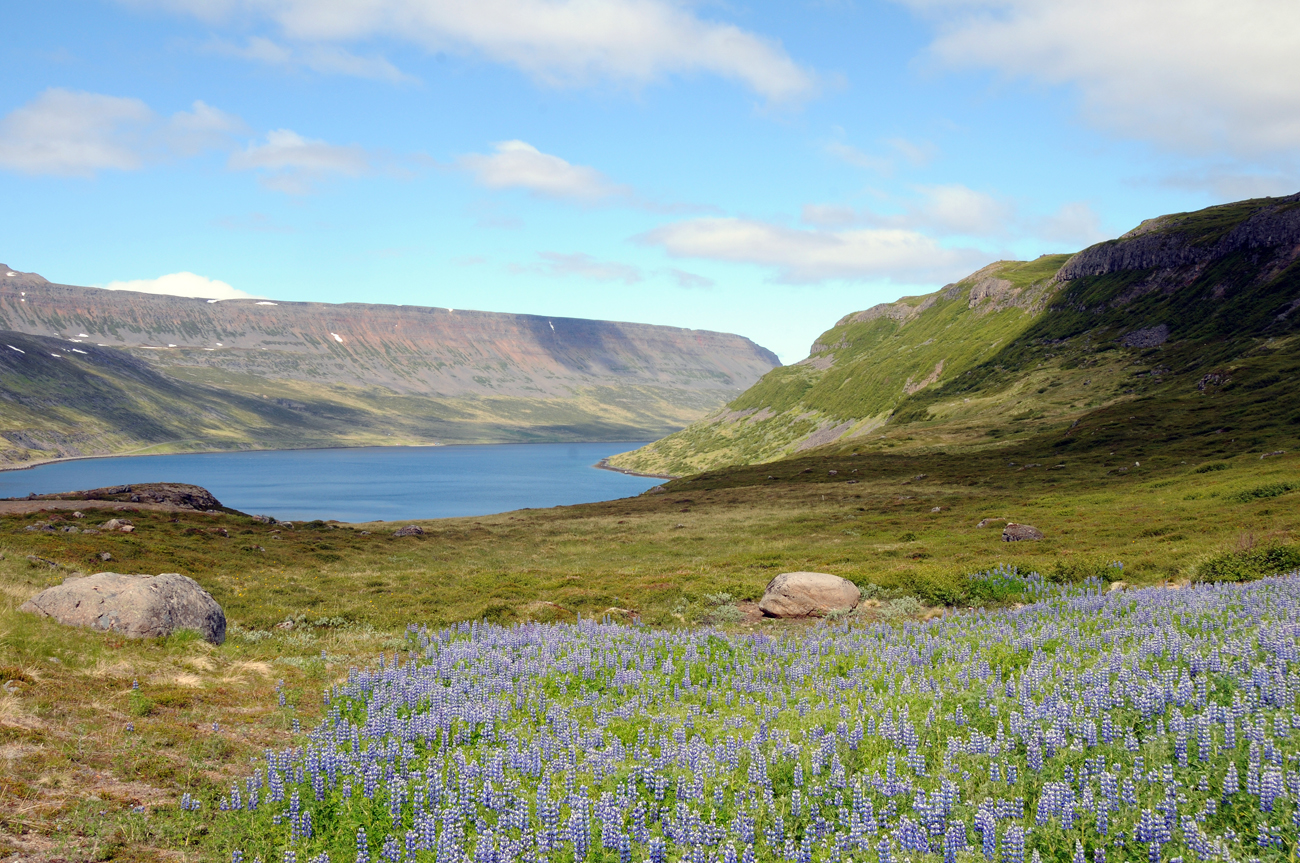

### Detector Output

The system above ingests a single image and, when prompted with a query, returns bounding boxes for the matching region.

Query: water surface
[0,443,662,522]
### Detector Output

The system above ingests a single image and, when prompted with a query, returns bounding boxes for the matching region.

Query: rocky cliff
[0,271,779,465]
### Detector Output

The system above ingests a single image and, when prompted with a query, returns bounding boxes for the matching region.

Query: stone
[101,518,133,532]
[976,517,1009,528]
[1108,581,1128,593]
[100,552,112,561]
[19,572,226,644]
[392,525,425,537]
[1002,523,1045,542]
[759,571,861,618]
[930,507,942,513]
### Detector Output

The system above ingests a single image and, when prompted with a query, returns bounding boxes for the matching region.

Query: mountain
[0,269,778,466]
[610,192,1300,476]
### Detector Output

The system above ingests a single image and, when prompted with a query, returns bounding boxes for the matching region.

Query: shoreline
[593,457,677,480]
[0,440,664,476]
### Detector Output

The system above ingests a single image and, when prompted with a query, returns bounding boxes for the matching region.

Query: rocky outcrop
[1055,193,1300,283]
[759,572,861,618]
[15,483,222,510]
[392,525,424,537]
[19,572,226,643]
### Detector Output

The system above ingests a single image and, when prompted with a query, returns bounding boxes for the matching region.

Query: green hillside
[610,192,1300,476]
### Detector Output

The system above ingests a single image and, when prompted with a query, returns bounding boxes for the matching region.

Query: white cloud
[666,268,715,289]
[127,0,816,102]
[0,89,153,176]
[460,140,627,202]
[911,184,1014,237]
[900,0,1300,154]
[209,36,415,82]
[531,252,643,283]
[1035,201,1109,247]
[102,272,259,300]
[229,129,376,192]
[639,217,986,284]
[825,141,892,173]
[0,89,243,177]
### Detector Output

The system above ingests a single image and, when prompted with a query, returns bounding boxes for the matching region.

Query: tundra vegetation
[0,193,1297,860]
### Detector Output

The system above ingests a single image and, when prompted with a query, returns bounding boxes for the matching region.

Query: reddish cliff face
[0,274,778,398]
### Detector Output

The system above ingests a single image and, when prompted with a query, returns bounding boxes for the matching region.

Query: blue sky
[2,0,1297,362]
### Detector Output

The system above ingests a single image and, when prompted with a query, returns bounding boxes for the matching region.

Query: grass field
[0,425,1296,859]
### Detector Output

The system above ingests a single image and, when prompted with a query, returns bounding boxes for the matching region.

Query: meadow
[0,434,1296,860]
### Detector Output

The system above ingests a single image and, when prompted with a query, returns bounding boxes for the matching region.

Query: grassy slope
[2,379,1298,858]
[610,195,1300,477]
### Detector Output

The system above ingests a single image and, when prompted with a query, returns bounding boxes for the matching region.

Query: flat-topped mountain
[0,271,778,466]
[611,192,1300,476]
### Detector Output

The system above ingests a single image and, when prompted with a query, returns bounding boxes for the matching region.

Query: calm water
[0,443,663,523]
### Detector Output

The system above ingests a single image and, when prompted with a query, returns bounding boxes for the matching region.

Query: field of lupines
[211,569,1300,863]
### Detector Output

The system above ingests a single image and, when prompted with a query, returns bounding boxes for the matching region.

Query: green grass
[1,429,1297,858]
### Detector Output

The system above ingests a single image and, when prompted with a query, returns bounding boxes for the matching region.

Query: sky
[1,1,1297,363]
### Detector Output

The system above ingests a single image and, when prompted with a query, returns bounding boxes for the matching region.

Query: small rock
[61,525,80,534]
[1108,581,1128,593]
[101,518,134,531]
[759,572,861,618]
[120,525,134,533]
[274,620,295,630]
[358,531,371,536]
[975,517,1008,528]
[828,470,838,476]
[72,511,84,519]
[392,525,425,537]
[251,515,273,524]
[26,555,59,568]
[1002,523,1045,542]
[100,552,113,561]
[276,521,294,529]
[82,529,100,535]
[674,523,686,529]
[930,507,942,513]
[19,572,225,643]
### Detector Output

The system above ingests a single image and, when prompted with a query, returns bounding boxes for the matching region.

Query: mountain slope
[0,272,779,465]
[610,192,1300,476]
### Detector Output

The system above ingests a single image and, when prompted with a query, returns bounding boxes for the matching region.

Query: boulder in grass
[19,572,225,644]
[759,571,861,618]
[1002,523,1044,542]
[392,525,424,537]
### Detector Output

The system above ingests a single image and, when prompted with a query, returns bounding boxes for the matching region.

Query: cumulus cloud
[229,129,377,193]
[460,141,627,202]
[208,36,415,82]
[638,218,986,284]
[900,0,1300,154]
[801,187,1110,249]
[127,0,816,101]
[102,272,259,300]
[0,89,243,177]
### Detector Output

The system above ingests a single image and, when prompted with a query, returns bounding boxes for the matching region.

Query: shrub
[1194,462,1228,473]
[1194,544,1300,583]
[1229,482,1296,503]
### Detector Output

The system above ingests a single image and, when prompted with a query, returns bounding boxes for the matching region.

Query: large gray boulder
[759,571,861,618]
[1002,523,1045,542]
[19,572,225,644]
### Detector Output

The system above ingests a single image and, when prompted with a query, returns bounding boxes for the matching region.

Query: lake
[0,443,664,523]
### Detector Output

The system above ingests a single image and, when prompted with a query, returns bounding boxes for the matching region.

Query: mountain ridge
[609,192,1300,476]
[0,270,779,466]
